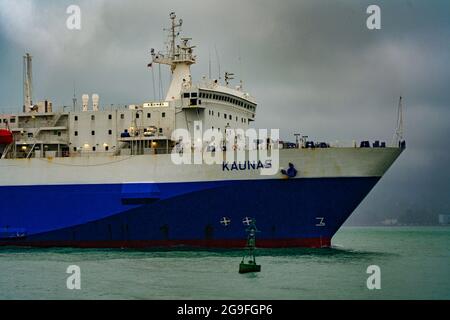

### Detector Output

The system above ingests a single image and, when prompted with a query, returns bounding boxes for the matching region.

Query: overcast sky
[0,0,449,220]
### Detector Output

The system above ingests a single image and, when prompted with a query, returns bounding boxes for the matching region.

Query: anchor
[239,218,261,273]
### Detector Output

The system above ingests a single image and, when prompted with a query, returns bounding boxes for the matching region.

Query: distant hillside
[345,207,440,226]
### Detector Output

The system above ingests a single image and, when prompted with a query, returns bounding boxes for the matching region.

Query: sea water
[0,227,448,299]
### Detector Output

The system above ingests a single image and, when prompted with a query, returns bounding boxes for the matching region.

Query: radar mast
[149,12,196,101]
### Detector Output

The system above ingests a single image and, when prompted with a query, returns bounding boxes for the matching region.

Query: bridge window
[91,115,95,121]
[162,112,166,118]
[108,129,112,135]
[92,146,96,151]
[229,115,232,120]
[224,113,227,119]
[120,114,124,119]
[191,92,197,98]
[147,113,151,118]
[183,92,189,98]
[91,131,95,136]
[74,116,78,121]
[108,114,112,120]
[74,131,78,136]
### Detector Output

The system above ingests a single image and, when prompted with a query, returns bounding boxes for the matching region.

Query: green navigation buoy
[239,218,261,273]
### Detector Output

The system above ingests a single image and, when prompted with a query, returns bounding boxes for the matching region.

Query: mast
[393,96,405,147]
[72,82,77,111]
[149,12,196,101]
[23,53,33,112]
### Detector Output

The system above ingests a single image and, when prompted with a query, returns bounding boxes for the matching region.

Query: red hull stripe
[0,238,331,249]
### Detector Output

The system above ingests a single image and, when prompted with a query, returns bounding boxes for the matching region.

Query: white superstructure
[0,12,257,159]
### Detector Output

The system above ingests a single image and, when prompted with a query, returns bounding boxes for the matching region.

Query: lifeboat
[0,129,13,145]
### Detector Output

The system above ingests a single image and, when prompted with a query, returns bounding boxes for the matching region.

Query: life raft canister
[0,129,13,145]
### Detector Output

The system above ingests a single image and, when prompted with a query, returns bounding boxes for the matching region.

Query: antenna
[208,46,212,79]
[158,63,163,101]
[151,63,156,101]
[392,96,405,147]
[214,45,221,81]
[72,81,77,111]
[164,12,183,62]
[238,42,243,89]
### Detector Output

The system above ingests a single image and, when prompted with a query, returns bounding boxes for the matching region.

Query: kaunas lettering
[222,160,272,171]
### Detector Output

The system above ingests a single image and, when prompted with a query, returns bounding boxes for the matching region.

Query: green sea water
[0,227,449,300]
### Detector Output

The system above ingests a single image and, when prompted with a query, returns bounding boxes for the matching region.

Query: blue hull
[0,177,379,248]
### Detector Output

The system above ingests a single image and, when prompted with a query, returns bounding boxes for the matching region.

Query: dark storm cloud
[0,0,449,219]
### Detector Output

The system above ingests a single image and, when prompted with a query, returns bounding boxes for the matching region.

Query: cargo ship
[0,13,404,248]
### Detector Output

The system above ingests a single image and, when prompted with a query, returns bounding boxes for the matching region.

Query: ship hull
[0,177,379,248]
[0,148,400,248]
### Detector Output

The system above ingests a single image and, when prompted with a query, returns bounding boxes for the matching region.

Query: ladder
[26,143,36,158]
[1,143,12,159]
